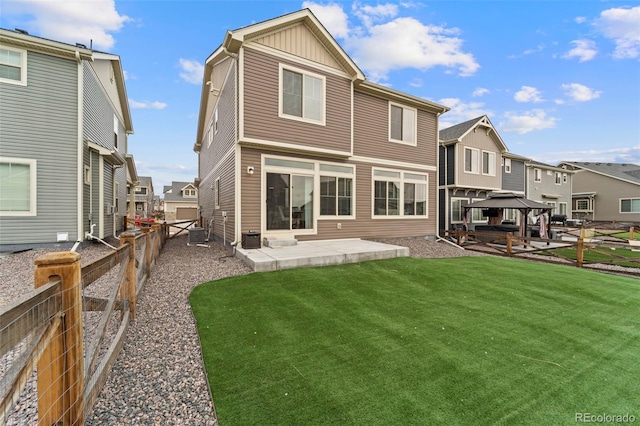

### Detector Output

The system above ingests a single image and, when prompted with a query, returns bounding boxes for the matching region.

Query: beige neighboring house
[558,162,640,222]
[163,181,198,221]
[194,9,449,246]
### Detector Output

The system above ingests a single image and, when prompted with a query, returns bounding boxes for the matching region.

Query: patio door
[266,172,313,231]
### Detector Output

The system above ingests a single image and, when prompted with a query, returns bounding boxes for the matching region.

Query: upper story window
[555,172,562,185]
[214,109,219,134]
[389,103,416,145]
[0,157,37,216]
[280,65,325,125]
[562,173,568,183]
[534,168,542,183]
[464,147,479,174]
[504,158,512,173]
[135,186,147,195]
[482,151,496,176]
[0,47,27,86]
[183,188,197,197]
[113,115,119,149]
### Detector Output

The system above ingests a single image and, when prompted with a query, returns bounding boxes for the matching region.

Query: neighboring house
[438,116,509,232]
[558,162,640,222]
[133,176,155,218]
[0,28,136,250]
[194,9,449,245]
[163,181,198,221]
[525,161,573,221]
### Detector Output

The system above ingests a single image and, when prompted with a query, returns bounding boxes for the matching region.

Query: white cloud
[514,86,543,103]
[595,6,640,59]
[438,98,491,129]
[303,1,350,38]
[499,110,557,134]
[345,17,479,81]
[1,0,130,50]
[561,83,602,102]
[563,39,598,62]
[575,16,587,24]
[129,99,167,110]
[178,59,204,84]
[472,87,490,97]
[535,145,640,164]
[352,2,399,28]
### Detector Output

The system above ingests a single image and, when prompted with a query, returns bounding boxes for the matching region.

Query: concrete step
[264,238,298,248]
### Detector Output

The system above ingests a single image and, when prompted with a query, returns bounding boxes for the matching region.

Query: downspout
[77,53,85,242]
[436,112,443,238]
[224,46,241,247]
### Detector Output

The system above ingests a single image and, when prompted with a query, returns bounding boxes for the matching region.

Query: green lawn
[190,257,640,425]
[611,232,640,241]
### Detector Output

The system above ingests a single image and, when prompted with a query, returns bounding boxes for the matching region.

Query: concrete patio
[234,238,410,272]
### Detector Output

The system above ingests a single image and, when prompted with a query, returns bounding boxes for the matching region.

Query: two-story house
[0,28,136,250]
[558,162,639,222]
[163,181,198,221]
[438,116,509,232]
[133,176,155,218]
[194,9,449,246]
[525,161,573,222]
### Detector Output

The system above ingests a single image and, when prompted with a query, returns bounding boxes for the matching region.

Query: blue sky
[1,1,639,193]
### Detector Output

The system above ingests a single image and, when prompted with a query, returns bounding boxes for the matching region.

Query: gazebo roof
[462,193,552,211]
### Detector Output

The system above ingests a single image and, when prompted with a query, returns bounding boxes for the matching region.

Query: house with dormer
[0,28,136,250]
[163,181,198,221]
[194,9,449,246]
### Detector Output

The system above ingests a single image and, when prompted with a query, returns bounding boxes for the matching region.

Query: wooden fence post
[142,227,152,280]
[630,227,635,240]
[34,251,85,426]
[576,237,584,268]
[120,232,137,319]
[506,232,513,256]
[152,223,161,260]
[456,229,462,246]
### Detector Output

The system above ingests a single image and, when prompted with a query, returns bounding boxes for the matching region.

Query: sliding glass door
[266,172,313,231]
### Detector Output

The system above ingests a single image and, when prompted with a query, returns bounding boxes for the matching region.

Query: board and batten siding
[353,91,438,167]
[0,50,79,247]
[242,47,352,154]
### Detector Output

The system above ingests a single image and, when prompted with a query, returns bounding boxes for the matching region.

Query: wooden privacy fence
[0,223,167,425]
[444,226,640,273]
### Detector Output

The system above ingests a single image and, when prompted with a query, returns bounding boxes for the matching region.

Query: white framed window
[207,126,213,148]
[135,186,147,195]
[113,115,119,149]
[183,188,196,197]
[215,178,221,208]
[576,199,591,211]
[0,157,37,216]
[464,147,479,174]
[620,198,640,213]
[373,169,428,217]
[114,182,119,214]
[555,172,562,185]
[320,164,354,217]
[547,201,557,210]
[534,168,542,183]
[0,46,27,86]
[562,173,568,183]
[504,158,512,173]
[451,198,466,223]
[84,165,91,185]
[471,198,488,223]
[482,151,496,176]
[389,103,417,145]
[279,64,325,125]
[559,202,567,215]
[214,109,219,134]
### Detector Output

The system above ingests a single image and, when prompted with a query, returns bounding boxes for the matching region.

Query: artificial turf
[189,257,640,425]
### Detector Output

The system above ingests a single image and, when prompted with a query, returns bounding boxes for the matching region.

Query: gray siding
[526,166,572,217]
[502,159,526,192]
[242,47,352,154]
[572,171,638,222]
[0,51,79,247]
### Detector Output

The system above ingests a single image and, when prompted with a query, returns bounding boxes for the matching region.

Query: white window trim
[278,63,326,126]
[214,178,221,209]
[504,158,512,174]
[534,168,542,183]
[481,151,496,176]
[555,172,562,185]
[371,167,428,219]
[575,199,591,211]
[559,202,567,215]
[84,165,91,185]
[0,157,37,216]
[450,197,468,224]
[0,46,27,86]
[388,102,418,146]
[463,147,480,175]
[319,167,356,219]
[620,197,640,214]
[562,173,568,183]
[471,198,488,223]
